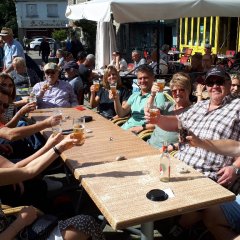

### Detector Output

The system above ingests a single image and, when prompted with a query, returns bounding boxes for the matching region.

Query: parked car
[29,37,55,51]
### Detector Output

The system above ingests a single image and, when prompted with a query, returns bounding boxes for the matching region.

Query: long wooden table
[75,155,235,240]
[30,107,160,176]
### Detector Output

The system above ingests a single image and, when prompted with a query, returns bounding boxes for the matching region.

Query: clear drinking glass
[93,80,100,92]
[72,117,85,146]
[110,82,117,96]
[156,79,165,92]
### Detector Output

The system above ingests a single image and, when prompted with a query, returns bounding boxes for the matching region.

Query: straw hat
[0,27,13,36]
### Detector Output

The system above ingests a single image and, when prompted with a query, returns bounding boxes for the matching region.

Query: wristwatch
[232,164,240,175]
[142,123,146,130]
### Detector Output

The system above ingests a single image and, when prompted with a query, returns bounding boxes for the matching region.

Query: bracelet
[197,94,202,96]
[53,146,61,156]
[150,94,156,97]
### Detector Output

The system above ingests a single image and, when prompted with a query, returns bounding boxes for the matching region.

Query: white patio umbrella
[95,21,117,69]
[66,0,240,23]
[65,0,240,69]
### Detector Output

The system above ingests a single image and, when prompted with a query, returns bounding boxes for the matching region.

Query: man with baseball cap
[146,66,240,238]
[63,60,84,104]
[0,27,25,73]
[146,66,240,192]
[32,62,78,108]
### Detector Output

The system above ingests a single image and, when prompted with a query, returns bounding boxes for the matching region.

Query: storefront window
[181,18,185,44]
[193,18,198,46]
[187,18,191,45]
[199,18,204,46]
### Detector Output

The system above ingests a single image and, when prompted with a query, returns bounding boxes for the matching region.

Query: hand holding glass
[93,80,100,92]
[147,103,158,119]
[72,118,85,146]
[156,79,165,92]
[110,82,117,96]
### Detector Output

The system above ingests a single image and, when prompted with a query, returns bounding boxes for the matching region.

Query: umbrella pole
[156,20,160,76]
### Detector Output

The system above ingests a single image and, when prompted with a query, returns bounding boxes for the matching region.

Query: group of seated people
[88,61,240,239]
[0,36,240,239]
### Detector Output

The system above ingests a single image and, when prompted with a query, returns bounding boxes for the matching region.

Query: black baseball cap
[205,67,231,82]
[62,61,79,70]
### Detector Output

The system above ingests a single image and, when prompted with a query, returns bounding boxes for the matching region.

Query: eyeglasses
[45,70,56,75]
[172,89,185,94]
[205,78,225,87]
[0,101,9,109]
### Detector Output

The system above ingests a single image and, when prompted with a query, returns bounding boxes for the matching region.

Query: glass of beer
[147,103,158,119]
[156,79,165,92]
[93,80,100,92]
[110,82,117,96]
[72,118,85,146]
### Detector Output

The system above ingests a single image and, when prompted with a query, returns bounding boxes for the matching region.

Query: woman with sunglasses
[147,72,192,151]
[0,73,35,123]
[0,78,57,160]
[90,65,130,119]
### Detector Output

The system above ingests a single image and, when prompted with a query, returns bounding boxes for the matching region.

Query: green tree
[74,19,97,54]
[52,29,68,42]
[0,0,17,36]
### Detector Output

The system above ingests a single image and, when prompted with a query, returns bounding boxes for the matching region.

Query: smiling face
[137,70,154,93]
[205,76,231,105]
[170,73,191,107]
[0,77,14,96]
[171,87,190,106]
[107,70,118,84]
[231,77,240,95]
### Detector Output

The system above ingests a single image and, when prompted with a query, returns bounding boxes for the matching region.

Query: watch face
[236,169,240,175]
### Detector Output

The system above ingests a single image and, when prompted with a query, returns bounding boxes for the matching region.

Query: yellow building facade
[180,17,240,55]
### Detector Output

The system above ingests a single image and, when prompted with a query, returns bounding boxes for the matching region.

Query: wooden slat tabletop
[75,155,235,230]
[30,107,160,174]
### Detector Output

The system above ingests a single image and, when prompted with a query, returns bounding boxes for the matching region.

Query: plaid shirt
[178,95,240,189]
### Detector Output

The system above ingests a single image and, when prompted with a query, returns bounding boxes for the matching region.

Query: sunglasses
[205,78,225,87]
[45,70,56,75]
[0,101,9,109]
[172,89,185,94]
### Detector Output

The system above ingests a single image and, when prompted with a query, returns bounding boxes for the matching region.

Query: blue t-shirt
[121,92,165,130]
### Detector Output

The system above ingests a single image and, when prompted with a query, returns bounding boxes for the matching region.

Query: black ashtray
[146,189,168,201]
[82,116,93,122]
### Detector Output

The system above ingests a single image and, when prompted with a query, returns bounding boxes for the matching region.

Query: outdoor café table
[29,107,160,174]
[74,155,235,240]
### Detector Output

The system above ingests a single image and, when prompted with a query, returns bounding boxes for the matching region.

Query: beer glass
[72,118,85,146]
[93,80,100,92]
[110,82,117,96]
[156,79,165,92]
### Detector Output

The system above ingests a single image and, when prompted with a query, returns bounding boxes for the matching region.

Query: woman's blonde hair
[102,65,122,89]
[170,72,191,93]
[12,57,26,68]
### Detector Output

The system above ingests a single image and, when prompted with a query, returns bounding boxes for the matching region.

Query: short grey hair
[86,54,95,62]
[132,50,141,55]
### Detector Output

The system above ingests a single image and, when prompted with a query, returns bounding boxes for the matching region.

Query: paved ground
[28,50,164,239]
